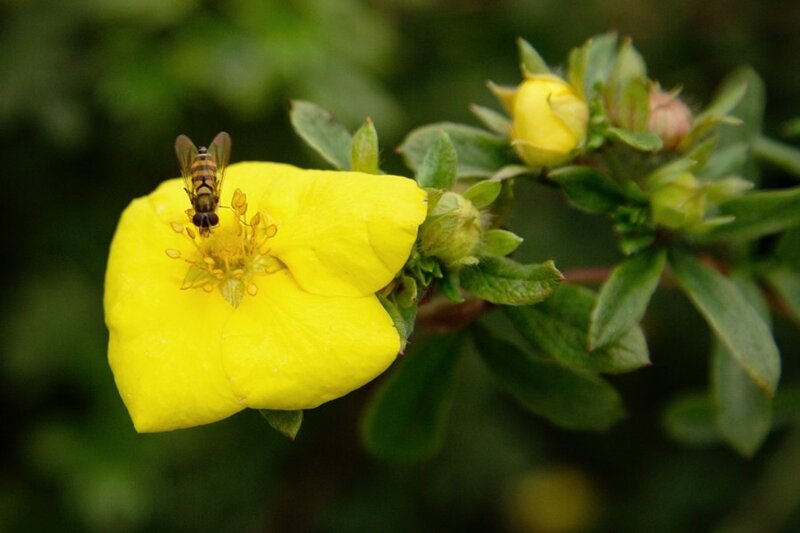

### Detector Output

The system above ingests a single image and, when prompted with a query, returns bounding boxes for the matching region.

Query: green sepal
[517,37,551,76]
[462,179,501,208]
[607,127,663,152]
[350,117,380,174]
[492,165,532,181]
[615,78,650,132]
[260,409,303,440]
[361,334,465,462]
[473,325,625,431]
[219,278,245,309]
[480,229,523,257]
[460,256,562,306]
[568,32,618,101]
[416,131,457,189]
[589,248,666,350]
[506,284,650,374]
[605,38,647,110]
[289,100,352,170]
[440,269,465,303]
[378,275,420,350]
[670,250,780,396]
[399,123,515,178]
[469,103,511,137]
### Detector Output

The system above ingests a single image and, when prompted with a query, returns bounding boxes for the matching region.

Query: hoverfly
[175,131,232,237]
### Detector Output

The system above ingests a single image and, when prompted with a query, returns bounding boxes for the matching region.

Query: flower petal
[105,194,243,432]
[221,269,400,409]
[235,163,427,297]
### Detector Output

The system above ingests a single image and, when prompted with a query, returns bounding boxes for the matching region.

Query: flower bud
[648,171,705,230]
[503,74,589,168]
[648,87,692,150]
[419,191,483,267]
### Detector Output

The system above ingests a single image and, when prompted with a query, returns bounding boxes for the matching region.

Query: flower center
[165,188,282,308]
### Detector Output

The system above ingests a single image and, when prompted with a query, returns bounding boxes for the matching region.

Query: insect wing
[208,131,232,199]
[175,134,199,190]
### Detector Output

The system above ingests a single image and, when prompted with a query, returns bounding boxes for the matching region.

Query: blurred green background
[3,0,800,531]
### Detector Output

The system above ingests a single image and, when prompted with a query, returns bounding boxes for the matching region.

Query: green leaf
[481,229,523,257]
[350,117,379,174]
[662,392,719,447]
[712,340,772,457]
[362,334,464,461]
[670,250,780,395]
[764,268,800,325]
[589,248,666,350]
[460,256,562,306]
[753,135,800,180]
[415,131,457,189]
[683,67,762,152]
[775,227,800,269]
[399,123,515,178]
[473,325,625,430]
[696,142,750,181]
[701,186,800,241]
[260,409,303,440]
[714,67,765,147]
[289,100,352,170]
[506,284,650,374]
[698,66,752,121]
[607,127,663,152]
[549,165,629,214]
[462,180,501,208]
[712,276,772,456]
[517,37,550,75]
[469,103,511,136]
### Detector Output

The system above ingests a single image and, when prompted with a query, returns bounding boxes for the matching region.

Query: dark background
[2,0,800,531]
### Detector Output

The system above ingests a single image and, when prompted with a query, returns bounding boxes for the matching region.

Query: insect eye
[208,213,219,226]
[192,213,204,227]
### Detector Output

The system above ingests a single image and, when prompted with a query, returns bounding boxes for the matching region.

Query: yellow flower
[496,74,589,168]
[104,162,427,432]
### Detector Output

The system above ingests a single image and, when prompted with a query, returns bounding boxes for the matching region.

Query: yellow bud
[508,75,589,168]
[649,172,705,230]
[649,87,692,151]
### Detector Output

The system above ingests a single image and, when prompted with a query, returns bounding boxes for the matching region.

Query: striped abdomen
[191,148,218,212]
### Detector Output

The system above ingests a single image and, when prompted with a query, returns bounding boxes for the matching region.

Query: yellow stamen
[165,190,281,307]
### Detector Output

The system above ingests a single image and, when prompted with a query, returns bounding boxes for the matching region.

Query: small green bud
[419,191,483,267]
[648,172,705,230]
